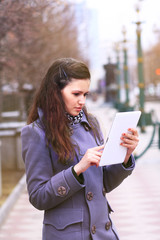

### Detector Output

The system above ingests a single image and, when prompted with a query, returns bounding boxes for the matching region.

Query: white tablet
[99,111,141,166]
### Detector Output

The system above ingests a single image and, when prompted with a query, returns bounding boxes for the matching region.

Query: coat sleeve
[103,155,135,193]
[21,124,85,211]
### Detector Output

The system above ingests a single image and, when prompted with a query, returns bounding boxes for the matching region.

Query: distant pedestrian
[21,58,139,239]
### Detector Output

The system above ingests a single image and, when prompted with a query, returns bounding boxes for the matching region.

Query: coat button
[57,186,66,196]
[102,187,106,197]
[87,192,93,201]
[105,221,111,230]
[84,124,90,131]
[91,225,96,234]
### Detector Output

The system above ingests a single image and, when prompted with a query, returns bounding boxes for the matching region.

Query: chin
[72,111,80,116]
[72,113,79,116]
[67,108,81,116]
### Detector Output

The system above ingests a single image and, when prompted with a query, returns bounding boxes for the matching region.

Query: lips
[75,107,82,111]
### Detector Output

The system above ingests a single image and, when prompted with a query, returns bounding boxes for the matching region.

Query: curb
[0,173,26,226]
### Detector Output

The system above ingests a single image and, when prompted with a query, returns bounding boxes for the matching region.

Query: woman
[21,58,139,240]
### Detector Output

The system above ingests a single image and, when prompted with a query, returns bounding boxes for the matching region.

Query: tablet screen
[99,111,141,166]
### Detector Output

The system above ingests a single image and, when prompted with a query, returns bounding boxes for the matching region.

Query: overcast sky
[84,0,160,84]
[86,0,160,50]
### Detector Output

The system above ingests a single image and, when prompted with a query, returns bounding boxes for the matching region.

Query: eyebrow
[72,90,89,93]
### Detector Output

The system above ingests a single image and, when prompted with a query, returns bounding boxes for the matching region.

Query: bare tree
[0,0,89,88]
[0,0,89,119]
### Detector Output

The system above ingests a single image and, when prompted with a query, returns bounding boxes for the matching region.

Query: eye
[84,92,89,97]
[73,93,80,96]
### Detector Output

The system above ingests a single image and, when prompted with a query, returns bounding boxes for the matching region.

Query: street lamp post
[114,36,134,112]
[122,27,129,106]
[134,6,145,131]
[114,43,121,104]
[133,1,160,159]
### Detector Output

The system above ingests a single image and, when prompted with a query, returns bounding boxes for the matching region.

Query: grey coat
[21,109,135,240]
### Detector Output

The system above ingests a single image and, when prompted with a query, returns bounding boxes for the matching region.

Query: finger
[91,162,99,167]
[94,151,103,157]
[121,133,139,141]
[87,149,103,157]
[121,137,139,145]
[128,128,138,136]
[120,140,137,148]
[86,150,101,159]
[92,145,104,151]
[91,158,101,167]
[91,154,102,161]
[120,137,138,147]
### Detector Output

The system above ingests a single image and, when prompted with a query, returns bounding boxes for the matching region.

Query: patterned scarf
[66,110,83,125]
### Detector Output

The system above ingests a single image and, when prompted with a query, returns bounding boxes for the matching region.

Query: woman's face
[61,78,90,116]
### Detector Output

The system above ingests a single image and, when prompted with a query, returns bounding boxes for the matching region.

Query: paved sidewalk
[107,162,160,240]
[0,187,43,240]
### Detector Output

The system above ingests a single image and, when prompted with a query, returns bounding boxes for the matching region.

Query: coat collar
[38,107,43,120]
[81,111,91,128]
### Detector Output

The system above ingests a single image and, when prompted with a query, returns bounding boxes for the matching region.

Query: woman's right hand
[73,145,104,176]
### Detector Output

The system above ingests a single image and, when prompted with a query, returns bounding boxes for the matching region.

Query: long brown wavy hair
[28,58,102,164]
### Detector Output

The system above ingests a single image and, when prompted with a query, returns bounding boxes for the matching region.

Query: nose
[78,96,86,105]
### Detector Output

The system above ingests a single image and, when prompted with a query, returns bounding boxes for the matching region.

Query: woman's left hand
[120,128,139,165]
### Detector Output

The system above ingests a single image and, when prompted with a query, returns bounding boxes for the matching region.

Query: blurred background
[0,0,160,239]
